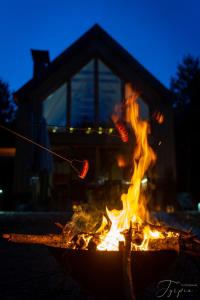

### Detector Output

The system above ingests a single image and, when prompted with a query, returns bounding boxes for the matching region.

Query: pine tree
[170,55,200,203]
[0,79,17,124]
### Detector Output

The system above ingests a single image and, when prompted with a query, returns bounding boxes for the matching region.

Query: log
[148,237,180,252]
[181,236,200,255]
[145,222,196,239]
[3,230,200,256]
[2,233,69,248]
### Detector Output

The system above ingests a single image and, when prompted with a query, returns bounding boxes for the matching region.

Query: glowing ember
[153,111,164,124]
[117,154,127,168]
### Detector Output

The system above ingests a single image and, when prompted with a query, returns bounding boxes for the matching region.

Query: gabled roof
[14,24,172,108]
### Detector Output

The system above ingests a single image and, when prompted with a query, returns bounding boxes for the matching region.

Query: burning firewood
[2,233,70,249]
[148,237,180,252]
[3,227,200,256]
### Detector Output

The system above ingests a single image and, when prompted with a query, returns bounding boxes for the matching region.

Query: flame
[97,85,157,251]
[65,84,177,251]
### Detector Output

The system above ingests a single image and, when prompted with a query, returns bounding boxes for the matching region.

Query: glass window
[99,60,122,127]
[71,60,94,127]
[43,60,124,129]
[43,83,67,127]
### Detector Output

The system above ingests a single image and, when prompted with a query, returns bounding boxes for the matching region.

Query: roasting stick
[0,124,88,179]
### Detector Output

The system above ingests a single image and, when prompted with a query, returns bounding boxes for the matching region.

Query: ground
[0,211,200,300]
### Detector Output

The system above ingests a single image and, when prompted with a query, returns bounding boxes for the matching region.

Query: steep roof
[14,24,172,108]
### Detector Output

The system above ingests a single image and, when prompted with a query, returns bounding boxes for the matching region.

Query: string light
[46,124,121,138]
[109,128,113,134]
[98,127,103,134]
[86,127,92,134]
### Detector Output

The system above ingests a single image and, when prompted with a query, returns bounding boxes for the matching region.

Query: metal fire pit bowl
[49,247,177,299]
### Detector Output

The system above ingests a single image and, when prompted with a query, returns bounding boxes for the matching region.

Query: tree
[170,55,200,203]
[0,79,18,210]
[0,79,17,125]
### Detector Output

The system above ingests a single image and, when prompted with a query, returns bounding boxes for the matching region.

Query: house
[13,24,176,211]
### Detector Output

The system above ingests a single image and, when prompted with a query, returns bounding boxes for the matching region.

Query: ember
[153,111,164,124]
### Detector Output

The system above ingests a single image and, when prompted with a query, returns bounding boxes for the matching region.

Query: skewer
[0,124,89,179]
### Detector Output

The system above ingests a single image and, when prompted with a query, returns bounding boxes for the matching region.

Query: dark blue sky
[0,0,200,92]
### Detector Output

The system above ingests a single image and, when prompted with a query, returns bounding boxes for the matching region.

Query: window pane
[99,60,122,126]
[71,60,94,127]
[43,83,67,127]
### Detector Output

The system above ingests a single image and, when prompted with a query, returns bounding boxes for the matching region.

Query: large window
[43,59,123,128]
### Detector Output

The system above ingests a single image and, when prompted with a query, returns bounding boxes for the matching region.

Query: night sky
[0,0,200,92]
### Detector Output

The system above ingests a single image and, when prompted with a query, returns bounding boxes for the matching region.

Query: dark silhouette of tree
[0,79,17,148]
[170,55,200,204]
[0,79,18,210]
[0,79,17,125]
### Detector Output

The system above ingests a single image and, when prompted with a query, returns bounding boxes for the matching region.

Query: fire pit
[48,247,177,299]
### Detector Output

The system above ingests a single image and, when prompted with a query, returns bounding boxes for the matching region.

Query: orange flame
[97,85,157,251]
